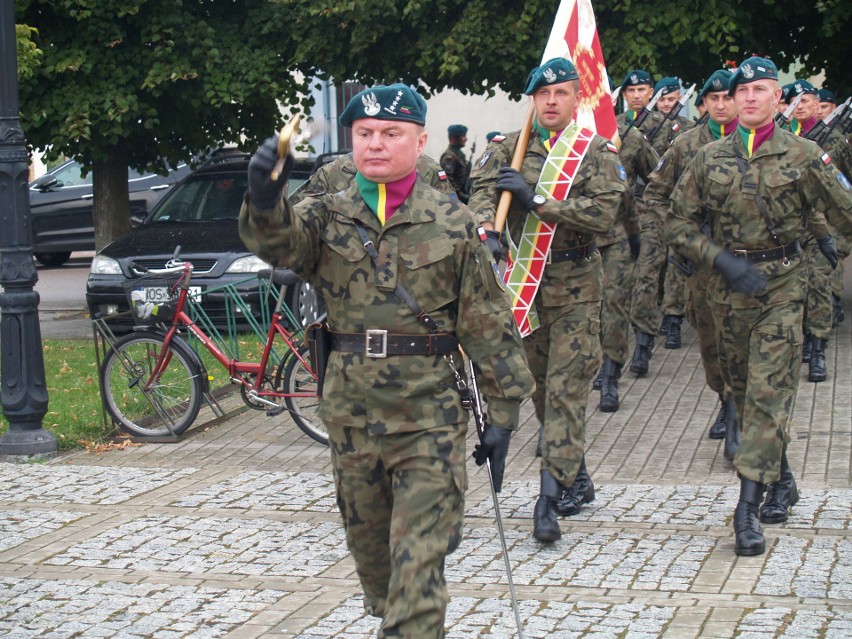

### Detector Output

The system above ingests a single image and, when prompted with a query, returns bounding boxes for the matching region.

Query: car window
[51,162,92,188]
[150,173,249,222]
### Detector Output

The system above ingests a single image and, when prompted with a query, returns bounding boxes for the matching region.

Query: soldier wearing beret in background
[469,57,626,543]
[816,88,837,121]
[780,79,850,382]
[440,123,470,202]
[645,69,738,444]
[239,83,533,638]
[665,56,852,557]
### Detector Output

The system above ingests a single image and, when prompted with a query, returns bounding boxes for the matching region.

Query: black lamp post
[0,0,56,458]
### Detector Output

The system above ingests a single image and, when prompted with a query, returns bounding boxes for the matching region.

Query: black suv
[29,159,191,267]
[86,152,321,333]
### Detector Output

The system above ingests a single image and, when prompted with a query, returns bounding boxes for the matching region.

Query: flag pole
[493,103,536,234]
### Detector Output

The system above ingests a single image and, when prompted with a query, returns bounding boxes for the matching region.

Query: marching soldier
[240,83,534,637]
[645,69,738,442]
[666,56,852,557]
[469,58,626,542]
[440,124,470,202]
[816,88,837,121]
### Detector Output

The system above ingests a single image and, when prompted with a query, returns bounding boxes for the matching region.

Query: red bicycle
[98,251,325,444]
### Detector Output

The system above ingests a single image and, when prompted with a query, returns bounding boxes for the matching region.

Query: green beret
[699,69,733,99]
[524,57,579,95]
[654,77,681,96]
[695,94,704,108]
[621,70,653,89]
[486,131,500,142]
[447,124,468,136]
[817,88,837,104]
[728,56,778,94]
[339,83,426,127]
[781,79,817,104]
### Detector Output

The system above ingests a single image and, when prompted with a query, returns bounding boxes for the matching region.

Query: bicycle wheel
[100,332,204,437]
[281,346,327,446]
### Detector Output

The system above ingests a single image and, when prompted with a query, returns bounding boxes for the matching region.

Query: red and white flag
[540,0,617,141]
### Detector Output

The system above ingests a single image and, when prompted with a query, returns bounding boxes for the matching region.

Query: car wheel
[285,279,326,328]
[34,252,72,267]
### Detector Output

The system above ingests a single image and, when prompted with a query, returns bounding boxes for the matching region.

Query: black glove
[472,425,511,492]
[817,235,839,270]
[495,166,536,210]
[713,251,767,296]
[248,135,293,209]
[484,229,503,263]
[627,234,641,260]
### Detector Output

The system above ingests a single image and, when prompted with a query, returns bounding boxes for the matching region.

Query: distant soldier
[666,56,852,557]
[440,124,469,202]
[816,88,837,121]
[645,69,738,442]
[469,57,626,542]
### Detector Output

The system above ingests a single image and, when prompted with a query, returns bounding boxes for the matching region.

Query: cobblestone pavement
[0,297,850,638]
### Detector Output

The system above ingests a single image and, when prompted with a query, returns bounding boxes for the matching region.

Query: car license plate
[141,286,202,303]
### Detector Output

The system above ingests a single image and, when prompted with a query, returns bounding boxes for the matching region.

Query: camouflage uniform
[291,153,457,203]
[439,146,468,200]
[666,125,852,485]
[468,128,625,491]
[645,121,726,398]
[240,177,533,638]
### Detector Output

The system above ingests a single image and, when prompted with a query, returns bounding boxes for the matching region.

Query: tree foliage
[14,0,852,247]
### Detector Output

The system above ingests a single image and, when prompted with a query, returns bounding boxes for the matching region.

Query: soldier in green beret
[440,124,469,202]
[648,69,738,443]
[239,82,534,638]
[469,57,627,542]
[816,88,837,121]
[666,56,852,557]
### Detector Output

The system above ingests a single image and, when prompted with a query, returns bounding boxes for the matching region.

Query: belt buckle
[732,249,748,258]
[366,329,388,358]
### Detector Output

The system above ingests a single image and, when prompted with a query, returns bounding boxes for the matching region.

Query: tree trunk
[92,142,131,251]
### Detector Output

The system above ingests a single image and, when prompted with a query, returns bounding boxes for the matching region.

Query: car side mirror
[32,174,59,191]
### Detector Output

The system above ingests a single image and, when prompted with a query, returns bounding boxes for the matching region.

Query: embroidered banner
[504,123,596,335]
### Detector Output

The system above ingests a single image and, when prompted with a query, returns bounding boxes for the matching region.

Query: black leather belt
[728,242,799,264]
[331,331,459,358]
[549,241,597,263]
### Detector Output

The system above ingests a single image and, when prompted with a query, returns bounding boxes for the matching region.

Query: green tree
[17,0,309,249]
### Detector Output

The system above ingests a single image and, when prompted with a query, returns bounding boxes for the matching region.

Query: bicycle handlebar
[129,245,193,276]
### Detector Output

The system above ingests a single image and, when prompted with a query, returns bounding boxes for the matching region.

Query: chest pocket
[763,170,801,213]
[398,236,458,313]
[318,218,370,305]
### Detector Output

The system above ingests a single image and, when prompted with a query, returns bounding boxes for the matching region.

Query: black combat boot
[535,425,544,457]
[592,363,605,391]
[664,315,683,349]
[599,357,623,413]
[533,469,563,542]
[734,477,766,556]
[760,451,799,524]
[658,315,670,336]
[555,457,595,516]
[724,396,739,461]
[801,333,812,363]
[629,331,655,376]
[808,338,828,382]
[708,394,728,439]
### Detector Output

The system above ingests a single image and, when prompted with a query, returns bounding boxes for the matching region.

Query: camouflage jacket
[290,154,457,204]
[239,177,534,434]
[440,146,468,197]
[467,127,626,306]
[617,111,691,157]
[667,124,852,308]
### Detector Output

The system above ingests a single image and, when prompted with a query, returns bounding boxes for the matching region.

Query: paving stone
[0,510,87,552]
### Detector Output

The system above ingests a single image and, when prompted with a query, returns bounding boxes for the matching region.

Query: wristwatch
[532,194,546,208]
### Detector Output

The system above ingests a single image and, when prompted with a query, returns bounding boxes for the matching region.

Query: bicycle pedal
[266,405,285,417]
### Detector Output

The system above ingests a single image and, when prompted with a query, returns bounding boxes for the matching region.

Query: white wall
[421,88,529,165]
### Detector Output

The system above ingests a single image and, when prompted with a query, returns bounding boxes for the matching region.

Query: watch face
[533,195,546,206]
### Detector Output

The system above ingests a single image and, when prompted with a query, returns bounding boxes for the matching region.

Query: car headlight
[226,255,272,273]
[90,255,122,275]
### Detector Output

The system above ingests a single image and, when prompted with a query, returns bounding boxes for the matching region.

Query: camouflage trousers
[712,299,804,485]
[830,235,850,297]
[803,241,834,340]
[686,269,724,395]
[600,238,635,364]
[327,422,467,639]
[526,300,601,487]
[661,248,687,317]
[630,218,665,334]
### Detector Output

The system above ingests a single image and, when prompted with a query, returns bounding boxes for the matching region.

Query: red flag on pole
[541,0,617,141]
